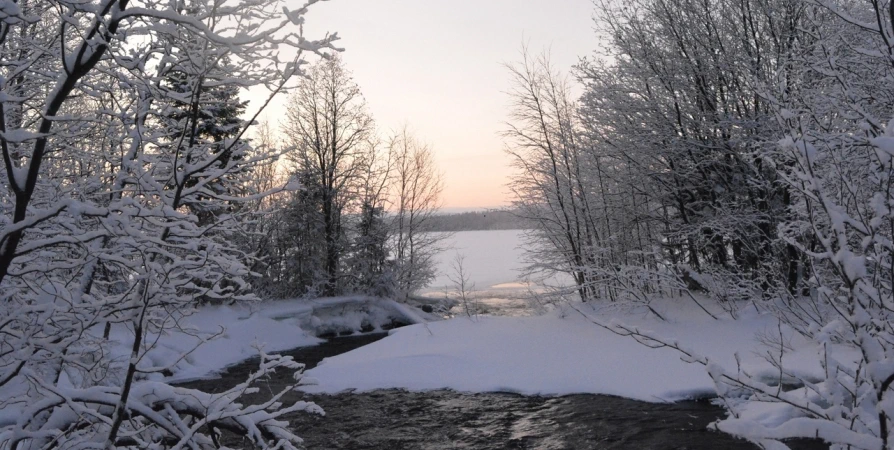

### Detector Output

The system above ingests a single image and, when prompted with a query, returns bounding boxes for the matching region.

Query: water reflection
[180,334,826,450]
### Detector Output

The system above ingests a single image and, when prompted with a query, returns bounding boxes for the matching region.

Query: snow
[423,230,569,316]
[5,229,831,443]
[104,296,425,383]
[0,295,426,425]
[0,128,42,143]
[301,299,825,403]
[129,305,321,383]
[0,226,842,446]
[426,230,526,292]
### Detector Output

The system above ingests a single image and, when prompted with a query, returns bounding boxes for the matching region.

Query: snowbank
[301,298,824,404]
[107,296,427,383]
[0,296,428,428]
[125,305,322,383]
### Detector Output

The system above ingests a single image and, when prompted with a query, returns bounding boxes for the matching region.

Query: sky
[267,0,597,210]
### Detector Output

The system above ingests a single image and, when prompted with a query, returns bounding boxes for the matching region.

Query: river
[180,230,826,449]
[179,334,825,449]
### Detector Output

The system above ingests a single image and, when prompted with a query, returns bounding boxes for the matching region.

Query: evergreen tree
[283,57,373,296]
[349,201,393,296]
[159,62,250,226]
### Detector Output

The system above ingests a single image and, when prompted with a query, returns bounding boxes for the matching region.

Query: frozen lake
[427,230,527,292]
[422,230,552,316]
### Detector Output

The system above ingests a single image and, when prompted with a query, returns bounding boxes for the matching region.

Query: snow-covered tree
[556,0,894,447]
[0,0,340,447]
[282,56,373,297]
[347,137,395,296]
[390,127,445,300]
[508,0,808,310]
[698,0,894,446]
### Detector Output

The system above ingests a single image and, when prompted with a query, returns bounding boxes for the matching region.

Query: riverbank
[302,298,821,400]
[164,229,832,448]
[114,296,430,384]
[296,295,831,446]
[179,331,824,450]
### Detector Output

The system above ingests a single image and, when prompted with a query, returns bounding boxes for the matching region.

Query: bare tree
[390,127,445,300]
[504,49,603,302]
[448,252,477,318]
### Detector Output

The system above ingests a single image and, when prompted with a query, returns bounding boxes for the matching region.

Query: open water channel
[180,231,827,449]
[180,333,826,450]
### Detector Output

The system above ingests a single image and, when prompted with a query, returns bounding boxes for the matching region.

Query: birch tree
[390,127,444,300]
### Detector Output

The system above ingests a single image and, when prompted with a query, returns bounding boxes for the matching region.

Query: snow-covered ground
[88,230,529,387]
[140,230,823,408]
[114,296,429,383]
[0,296,431,427]
[72,230,826,436]
[300,299,823,403]
[81,231,532,389]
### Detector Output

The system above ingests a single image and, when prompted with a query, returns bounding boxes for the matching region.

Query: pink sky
[268,0,596,209]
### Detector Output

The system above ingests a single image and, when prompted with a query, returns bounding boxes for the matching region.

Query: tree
[347,138,395,296]
[563,0,894,447]
[238,120,289,285]
[578,0,804,301]
[283,56,373,296]
[157,58,250,226]
[0,0,340,447]
[701,0,894,446]
[271,167,331,297]
[390,127,445,300]
[448,252,477,318]
[507,0,808,311]
[504,49,604,303]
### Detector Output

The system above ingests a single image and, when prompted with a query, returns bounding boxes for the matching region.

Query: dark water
[179,334,826,450]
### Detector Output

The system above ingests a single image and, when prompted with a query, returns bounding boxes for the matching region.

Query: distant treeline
[422,210,531,232]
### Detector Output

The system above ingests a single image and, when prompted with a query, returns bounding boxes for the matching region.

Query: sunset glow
[292,0,596,209]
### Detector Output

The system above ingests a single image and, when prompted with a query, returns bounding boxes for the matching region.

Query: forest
[422,210,530,232]
[503,0,894,446]
[0,0,893,448]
